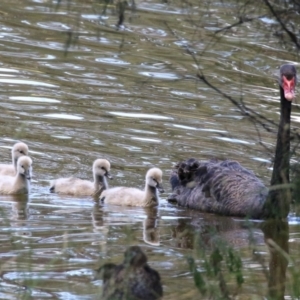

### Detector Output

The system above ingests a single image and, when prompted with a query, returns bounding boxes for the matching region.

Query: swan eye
[152,178,158,185]
[101,167,105,170]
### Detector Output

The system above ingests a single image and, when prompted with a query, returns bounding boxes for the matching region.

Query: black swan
[96,246,163,300]
[168,64,297,219]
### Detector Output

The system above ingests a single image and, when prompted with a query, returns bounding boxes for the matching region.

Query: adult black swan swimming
[168,64,297,219]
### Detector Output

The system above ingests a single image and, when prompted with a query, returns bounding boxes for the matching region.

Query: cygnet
[50,159,112,196]
[0,156,32,195]
[100,167,164,207]
[0,142,29,176]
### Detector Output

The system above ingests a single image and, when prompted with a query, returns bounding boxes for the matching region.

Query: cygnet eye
[101,167,105,170]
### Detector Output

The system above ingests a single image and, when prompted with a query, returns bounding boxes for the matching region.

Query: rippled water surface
[0,0,300,299]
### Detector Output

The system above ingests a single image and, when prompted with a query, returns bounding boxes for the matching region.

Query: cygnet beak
[157,183,164,193]
[24,170,32,181]
[106,171,113,179]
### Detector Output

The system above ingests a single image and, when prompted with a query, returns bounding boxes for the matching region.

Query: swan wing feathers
[169,159,268,218]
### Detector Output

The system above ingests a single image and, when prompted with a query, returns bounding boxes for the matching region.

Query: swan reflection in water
[143,208,160,246]
[94,207,290,300]
[92,203,160,247]
[171,211,289,299]
[0,194,31,238]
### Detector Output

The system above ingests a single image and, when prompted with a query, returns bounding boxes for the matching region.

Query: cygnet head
[12,142,29,165]
[17,156,32,180]
[146,168,164,193]
[93,159,112,179]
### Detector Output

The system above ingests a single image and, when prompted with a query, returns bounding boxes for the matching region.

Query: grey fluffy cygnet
[0,142,29,176]
[100,167,164,207]
[50,159,112,196]
[0,156,32,195]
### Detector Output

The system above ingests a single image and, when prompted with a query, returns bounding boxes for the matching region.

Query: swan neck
[265,86,292,218]
[144,184,159,207]
[270,86,291,187]
[94,175,109,190]
[15,173,29,191]
[13,157,18,169]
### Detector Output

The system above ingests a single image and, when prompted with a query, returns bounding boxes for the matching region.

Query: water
[0,0,300,299]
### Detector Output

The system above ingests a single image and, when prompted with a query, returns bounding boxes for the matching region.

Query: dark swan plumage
[168,64,297,219]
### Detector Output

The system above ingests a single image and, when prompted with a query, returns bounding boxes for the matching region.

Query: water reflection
[9,96,60,103]
[99,204,161,247]
[171,211,264,250]
[143,208,160,246]
[0,195,31,248]
[0,194,29,221]
[91,202,109,253]
[0,79,57,87]
[261,220,289,300]
[109,111,173,120]
[0,193,294,299]
[171,214,289,299]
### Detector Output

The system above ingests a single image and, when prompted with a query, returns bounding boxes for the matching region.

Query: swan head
[123,246,147,267]
[12,142,29,164]
[17,156,32,180]
[146,168,164,193]
[280,64,297,101]
[93,159,112,179]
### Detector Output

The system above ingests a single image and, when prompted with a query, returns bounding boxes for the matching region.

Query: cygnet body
[101,168,164,207]
[0,156,32,195]
[0,142,29,176]
[50,159,112,196]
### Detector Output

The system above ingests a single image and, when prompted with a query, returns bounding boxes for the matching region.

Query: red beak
[282,75,295,101]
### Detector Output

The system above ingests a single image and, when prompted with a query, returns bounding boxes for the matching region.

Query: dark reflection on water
[0,0,299,298]
[171,214,264,250]
[261,220,289,300]
[0,193,297,299]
